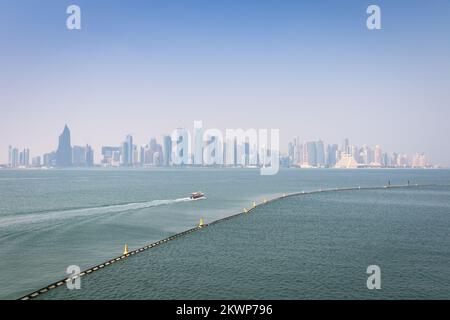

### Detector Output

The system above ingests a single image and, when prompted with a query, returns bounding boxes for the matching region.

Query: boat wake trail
[0,197,196,228]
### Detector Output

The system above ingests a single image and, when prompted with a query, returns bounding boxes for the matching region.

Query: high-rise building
[203,134,223,165]
[361,145,372,165]
[11,148,19,168]
[316,140,325,167]
[295,140,303,166]
[382,153,389,167]
[101,146,120,165]
[86,145,94,167]
[143,138,163,166]
[32,156,41,167]
[391,153,399,167]
[341,138,350,154]
[172,128,190,165]
[56,125,72,167]
[133,145,139,166]
[19,150,24,166]
[120,141,128,166]
[233,138,238,166]
[149,138,158,154]
[72,146,86,166]
[303,141,317,167]
[72,145,94,167]
[139,146,145,166]
[8,146,12,168]
[43,152,57,167]
[17,148,30,167]
[222,141,227,166]
[126,135,133,166]
[120,135,134,166]
[153,152,161,166]
[112,150,120,166]
[162,135,172,166]
[24,149,30,166]
[288,142,294,165]
[326,144,338,167]
[397,154,409,167]
[193,121,204,165]
[374,145,382,166]
[244,142,250,166]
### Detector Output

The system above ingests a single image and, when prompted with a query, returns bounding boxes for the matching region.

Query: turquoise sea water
[0,168,449,299]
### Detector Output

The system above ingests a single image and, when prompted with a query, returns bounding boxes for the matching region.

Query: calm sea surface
[0,168,449,299]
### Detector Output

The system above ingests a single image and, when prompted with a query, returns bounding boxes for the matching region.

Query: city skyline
[1,1,450,165]
[3,124,438,169]
[1,122,444,166]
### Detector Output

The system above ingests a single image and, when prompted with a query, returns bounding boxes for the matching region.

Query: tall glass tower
[56,125,72,167]
[126,135,133,165]
[162,135,172,166]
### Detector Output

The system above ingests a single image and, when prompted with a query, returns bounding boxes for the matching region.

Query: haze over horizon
[1,0,450,165]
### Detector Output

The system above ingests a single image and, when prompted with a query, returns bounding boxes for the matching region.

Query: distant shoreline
[0,166,447,171]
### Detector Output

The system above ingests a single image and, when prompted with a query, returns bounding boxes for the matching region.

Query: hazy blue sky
[1,0,449,164]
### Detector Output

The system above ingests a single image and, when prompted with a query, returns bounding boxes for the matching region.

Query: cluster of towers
[287,138,429,168]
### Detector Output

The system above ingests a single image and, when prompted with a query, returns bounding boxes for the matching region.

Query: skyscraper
[139,146,145,166]
[102,146,120,165]
[361,145,372,165]
[20,148,30,167]
[133,145,139,166]
[8,146,12,168]
[316,140,325,167]
[391,153,399,167]
[350,145,360,163]
[222,141,227,166]
[374,145,382,166]
[172,128,189,165]
[43,152,56,167]
[326,144,338,167]
[56,125,72,167]
[120,135,134,166]
[72,145,94,167]
[120,141,128,166]
[244,142,250,166]
[32,156,41,167]
[293,138,303,166]
[341,138,350,154]
[153,152,161,165]
[11,148,19,168]
[86,145,94,167]
[126,135,133,166]
[382,153,389,167]
[162,135,172,167]
[288,142,294,165]
[193,121,204,166]
[204,134,223,165]
[303,141,317,167]
[72,146,86,166]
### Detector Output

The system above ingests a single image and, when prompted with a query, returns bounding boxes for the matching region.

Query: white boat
[190,192,205,200]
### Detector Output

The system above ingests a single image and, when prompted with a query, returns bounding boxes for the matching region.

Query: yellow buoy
[198,218,205,228]
[252,201,256,208]
[123,244,129,255]
[244,208,248,213]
